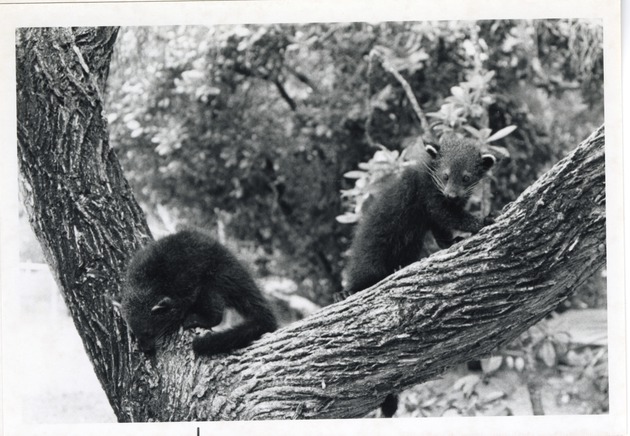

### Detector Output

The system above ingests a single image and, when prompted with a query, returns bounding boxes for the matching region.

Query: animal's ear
[481,153,497,171]
[151,297,175,314]
[425,143,440,159]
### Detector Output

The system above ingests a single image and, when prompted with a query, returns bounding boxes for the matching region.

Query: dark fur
[121,229,277,355]
[342,135,496,416]
[344,135,496,297]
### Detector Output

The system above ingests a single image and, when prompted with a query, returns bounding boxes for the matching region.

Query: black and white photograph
[0,1,625,435]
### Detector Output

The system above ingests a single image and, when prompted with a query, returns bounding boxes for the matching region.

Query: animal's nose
[444,190,458,200]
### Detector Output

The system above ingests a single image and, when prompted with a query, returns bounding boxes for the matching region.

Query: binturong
[343,133,499,298]
[119,229,277,355]
[341,133,500,417]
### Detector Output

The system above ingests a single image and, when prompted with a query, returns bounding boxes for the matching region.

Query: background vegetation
[99,20,606,416]
[106,20,603,303]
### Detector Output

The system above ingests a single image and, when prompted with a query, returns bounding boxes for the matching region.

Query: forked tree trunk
[16,27,606,421]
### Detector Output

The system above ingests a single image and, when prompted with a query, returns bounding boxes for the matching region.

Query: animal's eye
[443,173,449,181]
[462,175,471,184]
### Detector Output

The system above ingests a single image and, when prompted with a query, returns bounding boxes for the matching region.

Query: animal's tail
[193,309,277,355]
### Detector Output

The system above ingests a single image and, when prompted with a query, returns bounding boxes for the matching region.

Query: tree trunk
[16,27,149,420]
[16,27,606,421]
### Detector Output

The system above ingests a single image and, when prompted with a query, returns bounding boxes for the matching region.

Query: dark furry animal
[342,134,497,416]
[120,229,277,355]
[344,134,496,297]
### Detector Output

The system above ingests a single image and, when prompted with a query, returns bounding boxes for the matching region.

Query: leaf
[206,86,221,96]
[335,213,358,224]
[420,397,437,408]
[479,128,493,141]
[487,144,511,159]
[373,148,399,162]
[343,170,367,179]
[450,86,466,100]
[130,127,144,138]
[538,340,557,367]
[505,356,514,369]
[125,119,141,130]
[481,390,505,404]
[181,69,204,81]
[462,125,481,138]
[486,125,517,142]
[481,356,503,374]
[426,111,445,119]
[453,374,480,398]
[483,70,496,81]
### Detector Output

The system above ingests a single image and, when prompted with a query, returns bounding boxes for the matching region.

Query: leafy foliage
[338,63,515,226]
[105,20,603,305]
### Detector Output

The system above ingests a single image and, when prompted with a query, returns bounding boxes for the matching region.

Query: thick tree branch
[16,27,148,420]
[150,125,604,421]
[17,28,605,422]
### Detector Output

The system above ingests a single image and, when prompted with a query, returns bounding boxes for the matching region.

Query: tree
[17,27,605,421]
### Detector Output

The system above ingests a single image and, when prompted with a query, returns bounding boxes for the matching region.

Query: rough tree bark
[16,27,606,421]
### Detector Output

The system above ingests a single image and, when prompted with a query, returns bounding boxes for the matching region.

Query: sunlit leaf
[487,145,511,159]
[126,119,140,130]
[450,86,466,100]
[479,128,492,140]
[336,213,358,224]
[340,188,360,198]
[130,127,144,138]
[453,374,480,398]
[181,70,204,81]
[373,149,399,162]
[426,111,446,120]
[343,170,368,179]
[462,125,481,138]
[486,125,517,142]
[538,340,557,367]
[481,390,505,404]
[505,356,514,369]
[481,356,503,374]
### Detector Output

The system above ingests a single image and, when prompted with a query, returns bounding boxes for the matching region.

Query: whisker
[421,161,447,194]
[465,181,479,195]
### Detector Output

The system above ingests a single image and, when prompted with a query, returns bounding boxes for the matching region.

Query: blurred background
[18,20,607,421]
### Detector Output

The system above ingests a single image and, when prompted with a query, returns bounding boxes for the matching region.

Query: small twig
[285,65,318,92]
[364,51,378,148]
[233,63,297,111]
[369,48,430,134]
[273,78,297,111]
